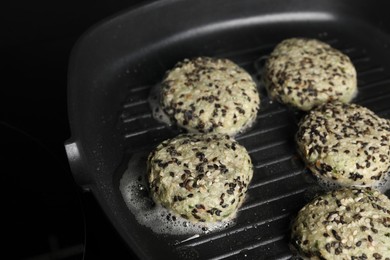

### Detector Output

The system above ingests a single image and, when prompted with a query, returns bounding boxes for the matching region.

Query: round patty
[161,57,260,136]
[263,38,357,111]
[296,102,390,187]
[291,188,390,259]
[147,133,253,222]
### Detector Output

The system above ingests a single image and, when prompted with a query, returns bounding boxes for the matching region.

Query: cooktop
[1,0,144,259]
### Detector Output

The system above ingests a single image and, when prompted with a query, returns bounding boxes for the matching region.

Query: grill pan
[65,0,390,259]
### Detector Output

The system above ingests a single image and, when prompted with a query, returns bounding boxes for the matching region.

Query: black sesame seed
[195,152,205,161]
[335,247,342,255]
[331,229,341,241]
[195,204,205,210]
[192,214,201,220]
[324,164,333,172]
[324,243,331,253]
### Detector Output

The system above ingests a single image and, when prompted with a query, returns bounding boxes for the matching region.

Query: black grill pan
[65,0,390,259]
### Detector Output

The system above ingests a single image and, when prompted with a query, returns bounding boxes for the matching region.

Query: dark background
[1,1,146,259]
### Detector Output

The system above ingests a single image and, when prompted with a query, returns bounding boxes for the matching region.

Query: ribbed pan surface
[118,35,390,259]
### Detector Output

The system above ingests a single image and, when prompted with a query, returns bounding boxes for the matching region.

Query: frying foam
[313,172,390,193]
[119,152,235,235]
[302,168,390,203]
[301,170,390,204]
[148,84,173,126]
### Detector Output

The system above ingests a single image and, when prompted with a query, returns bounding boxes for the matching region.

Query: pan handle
[64,139,93,191]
